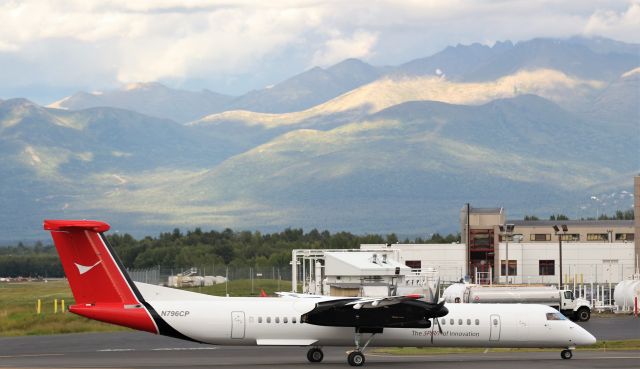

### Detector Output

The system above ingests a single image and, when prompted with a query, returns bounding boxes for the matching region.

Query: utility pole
[553,224,568,288]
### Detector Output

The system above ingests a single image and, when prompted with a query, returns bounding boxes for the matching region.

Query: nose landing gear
[561,349,573,359]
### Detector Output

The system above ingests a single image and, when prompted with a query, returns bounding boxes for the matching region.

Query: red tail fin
[44,220,157,333]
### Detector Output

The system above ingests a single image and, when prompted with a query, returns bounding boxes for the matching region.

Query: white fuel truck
[443,283,592,321]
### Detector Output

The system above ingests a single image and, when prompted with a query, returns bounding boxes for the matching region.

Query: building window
[472,233,492,247]
[615,233,634,241]
[559,233,580,242]
[530,234,551,241]
[405,260,421,269]
[539,260,555,276]
[499,234,523,242]
[587,233,608,241]
[500,260,517,275]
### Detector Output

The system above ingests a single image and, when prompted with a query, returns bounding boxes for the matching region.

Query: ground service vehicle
[443,283,592,321]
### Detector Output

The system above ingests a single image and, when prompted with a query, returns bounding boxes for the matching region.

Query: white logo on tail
[75,261,102,275]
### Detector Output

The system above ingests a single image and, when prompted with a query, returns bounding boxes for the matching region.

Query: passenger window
[475,319,479,325]
[267,317,271,323]
[441,318,446,325]
[467,319,471,325]
[275,317,280,323]
[283,317,288,323]
[450,319,454,325]
[458,319,463,325]
[292,317,297,323]
[258,317,262,323]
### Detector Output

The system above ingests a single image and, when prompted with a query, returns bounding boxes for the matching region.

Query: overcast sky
[0,0,638,103]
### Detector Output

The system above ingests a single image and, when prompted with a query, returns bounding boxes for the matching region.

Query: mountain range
[1,36,638,240]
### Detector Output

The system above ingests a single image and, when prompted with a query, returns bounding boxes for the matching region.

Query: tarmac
[0,315,638,368]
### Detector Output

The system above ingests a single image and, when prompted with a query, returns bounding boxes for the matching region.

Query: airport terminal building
[361,202,636,285]
[363,215,634,285]
[296,177,639,290]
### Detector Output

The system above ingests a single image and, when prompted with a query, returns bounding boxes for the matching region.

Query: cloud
[312,30,378,67]
[584,1,640,42]
[0,0,638,102]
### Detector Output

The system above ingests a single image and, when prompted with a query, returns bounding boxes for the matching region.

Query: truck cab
[558,290,591,321]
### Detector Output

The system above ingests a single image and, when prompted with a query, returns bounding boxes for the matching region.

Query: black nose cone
[437,305,449,317]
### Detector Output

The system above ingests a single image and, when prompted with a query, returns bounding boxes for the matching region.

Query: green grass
[374,339,640,355]
[0,278,292,336]
[0,280,127,336]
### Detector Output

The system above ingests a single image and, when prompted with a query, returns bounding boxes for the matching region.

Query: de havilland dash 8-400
[44,219,596,366]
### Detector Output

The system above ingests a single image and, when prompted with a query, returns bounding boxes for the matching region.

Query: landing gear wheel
[561,349,573,360]
[577,307,590,322]
[307,347,324,363]
[347,351,365,366]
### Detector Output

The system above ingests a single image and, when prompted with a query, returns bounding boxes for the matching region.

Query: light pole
[553,224,568,288]
[499,223,515,284]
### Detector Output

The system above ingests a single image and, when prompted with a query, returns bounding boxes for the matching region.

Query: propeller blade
[436,316,443,334]
[430,317,436,344]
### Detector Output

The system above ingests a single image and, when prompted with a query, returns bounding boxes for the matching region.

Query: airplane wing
[275,292,327,299]
[301,295,448,329]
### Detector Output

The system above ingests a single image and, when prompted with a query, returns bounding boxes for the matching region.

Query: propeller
[430,314,444,344]
[427,277,441,303]
[428,301,448,344]
[425,277,447,343]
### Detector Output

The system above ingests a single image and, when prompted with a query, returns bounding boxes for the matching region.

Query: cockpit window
[546,312,566,320]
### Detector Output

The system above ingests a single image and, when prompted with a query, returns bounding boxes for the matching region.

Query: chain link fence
[127,265,292,287]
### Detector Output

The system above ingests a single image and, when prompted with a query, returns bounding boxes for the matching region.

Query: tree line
[524,209,634,221]
[0,229,460,278]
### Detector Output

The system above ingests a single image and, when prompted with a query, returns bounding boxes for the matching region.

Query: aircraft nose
[574,325,597,346]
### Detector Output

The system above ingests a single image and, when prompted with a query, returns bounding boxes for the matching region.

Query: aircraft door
[231,311,245,339]
[489,314,501,341]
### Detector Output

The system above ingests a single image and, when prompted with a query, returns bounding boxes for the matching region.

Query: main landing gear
[346,330,378,366]
[561,349,573,359]
[307,347,324,363]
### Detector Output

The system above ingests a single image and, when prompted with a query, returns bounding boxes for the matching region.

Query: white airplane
[44,220,596,366]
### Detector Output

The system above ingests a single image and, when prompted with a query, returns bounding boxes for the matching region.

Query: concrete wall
[361,242,635,284]
[495,242,635,284]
